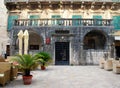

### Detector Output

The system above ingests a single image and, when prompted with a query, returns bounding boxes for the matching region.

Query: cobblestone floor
[3,66,120,88]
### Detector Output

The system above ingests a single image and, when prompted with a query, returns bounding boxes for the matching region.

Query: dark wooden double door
[55,42,69,65]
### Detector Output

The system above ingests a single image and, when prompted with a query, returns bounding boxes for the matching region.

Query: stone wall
[0,0,9,56]
[10,26,113,65]
[3,1,119,64]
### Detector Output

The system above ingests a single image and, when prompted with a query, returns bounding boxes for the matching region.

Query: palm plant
[12,54,43,75]
[11,54,43,85]
[36,52,52,70]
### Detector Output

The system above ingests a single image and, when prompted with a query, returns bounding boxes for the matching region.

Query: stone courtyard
[3,66,120,88]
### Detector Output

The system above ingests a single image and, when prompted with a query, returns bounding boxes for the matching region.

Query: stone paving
[3,66,120,88]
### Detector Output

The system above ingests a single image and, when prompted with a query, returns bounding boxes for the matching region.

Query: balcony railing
[4,0,120,4]
[14,18,112,27]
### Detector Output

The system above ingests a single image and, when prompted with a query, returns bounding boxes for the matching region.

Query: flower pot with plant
[36,52,52,70]
[11,54,43,85]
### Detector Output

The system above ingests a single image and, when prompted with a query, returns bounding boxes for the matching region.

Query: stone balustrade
[14,18,112,27]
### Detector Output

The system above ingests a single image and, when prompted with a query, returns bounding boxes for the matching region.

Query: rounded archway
[15,30,43,55]
[83,30,106,50]
[29,30,43,51]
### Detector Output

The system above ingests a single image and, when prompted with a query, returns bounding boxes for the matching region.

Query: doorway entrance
[6,45,10,56]
[114,40,120,58]
[115,46,120,58]
[83,30,106,49]
[55,42,69,65]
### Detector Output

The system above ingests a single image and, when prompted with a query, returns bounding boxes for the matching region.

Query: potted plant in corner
[36,52,52,70]
[11,54,43,85]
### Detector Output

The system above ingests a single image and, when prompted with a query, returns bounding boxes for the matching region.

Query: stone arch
[28,30,44,51]
[83,30,107,50]
[15,29,44,50]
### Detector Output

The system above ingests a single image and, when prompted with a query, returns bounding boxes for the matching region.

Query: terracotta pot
[41,66,46,70]
[23,75,33,85]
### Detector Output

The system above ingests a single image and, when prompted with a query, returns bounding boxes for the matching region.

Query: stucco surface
[0,0,8,55]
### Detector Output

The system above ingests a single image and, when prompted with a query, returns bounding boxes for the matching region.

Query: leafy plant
[36,52,52,66]
[11,54,43,76]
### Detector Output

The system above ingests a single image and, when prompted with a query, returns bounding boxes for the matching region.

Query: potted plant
[37,52,52,70]
[11,54,43,85]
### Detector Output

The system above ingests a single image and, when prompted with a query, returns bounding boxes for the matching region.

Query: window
[72,15,82,26]
[93,15,102,26]
[7,15,18,30]
[29,45,39,50]
[29,15,40,26]
[113,16,120,30]
[51,15,61,25]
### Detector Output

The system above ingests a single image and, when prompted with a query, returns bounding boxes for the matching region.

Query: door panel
[55,42,69,65]
[115,46,120,58]
[6,45,10,56]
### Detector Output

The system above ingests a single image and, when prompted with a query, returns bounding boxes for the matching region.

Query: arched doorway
[83,30,107,65]
[83,30,106,50]
[14,30,43,55]
[28,31,43,54]
[114,41,120,58]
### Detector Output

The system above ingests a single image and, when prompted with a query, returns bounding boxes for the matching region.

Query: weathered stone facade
[10,25,113,65]
[4,0,120,65]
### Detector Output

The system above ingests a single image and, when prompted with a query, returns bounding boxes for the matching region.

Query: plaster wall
[0,0,9,56]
